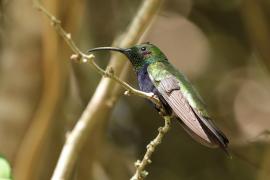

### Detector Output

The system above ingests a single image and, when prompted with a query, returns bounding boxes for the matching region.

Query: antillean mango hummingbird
[88,42,229,154]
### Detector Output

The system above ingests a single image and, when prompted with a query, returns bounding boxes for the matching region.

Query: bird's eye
[141,47,146,51]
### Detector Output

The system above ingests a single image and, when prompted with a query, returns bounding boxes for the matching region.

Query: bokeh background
[1,0,270,179]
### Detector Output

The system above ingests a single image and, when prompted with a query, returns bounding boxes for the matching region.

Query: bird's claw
[148,93,160,104]
[158,107,167,117]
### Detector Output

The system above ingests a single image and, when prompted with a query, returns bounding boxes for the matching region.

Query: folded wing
[156,76,216,146]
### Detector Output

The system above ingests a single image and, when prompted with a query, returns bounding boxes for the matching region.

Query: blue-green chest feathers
[137,64,173,115]
[137,64,156,93]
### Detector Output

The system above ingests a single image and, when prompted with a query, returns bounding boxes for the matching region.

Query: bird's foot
[158,107,168,117]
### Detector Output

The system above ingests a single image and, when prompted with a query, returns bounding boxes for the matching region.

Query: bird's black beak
[88,47,131,56]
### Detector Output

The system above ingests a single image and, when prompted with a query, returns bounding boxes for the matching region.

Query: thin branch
[90,59,160,104]
[131,116,171,180]
[34,0,160,106]
[33,0,82,54]
[31,0,165,180]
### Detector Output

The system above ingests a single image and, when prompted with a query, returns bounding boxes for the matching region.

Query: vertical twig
[131,116,171,180]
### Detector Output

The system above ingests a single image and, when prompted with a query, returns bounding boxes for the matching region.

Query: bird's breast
[137,64,157,93]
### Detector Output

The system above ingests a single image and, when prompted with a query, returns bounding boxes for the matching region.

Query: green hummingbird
[88,42,229,153]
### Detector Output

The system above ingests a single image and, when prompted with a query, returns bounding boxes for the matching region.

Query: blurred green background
[1,0,270,179]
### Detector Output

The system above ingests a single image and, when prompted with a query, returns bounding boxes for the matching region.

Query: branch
[30,0,165,180]
[34,0,160,106]
[131,116,171,180]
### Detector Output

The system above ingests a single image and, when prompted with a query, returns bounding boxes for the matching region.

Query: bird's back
[148,61,229,151]
[148,61,209,117]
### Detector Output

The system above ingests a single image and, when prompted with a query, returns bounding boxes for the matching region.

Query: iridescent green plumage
[147,60,208,114]
[127,44,210,114]
[88,42,229,153]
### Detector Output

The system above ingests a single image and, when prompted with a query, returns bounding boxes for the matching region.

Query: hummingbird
[88,42,229,153]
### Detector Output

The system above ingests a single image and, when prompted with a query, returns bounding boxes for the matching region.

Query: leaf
[0,156,12,180]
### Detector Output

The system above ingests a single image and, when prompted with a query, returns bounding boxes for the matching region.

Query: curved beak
[88,47,131,56]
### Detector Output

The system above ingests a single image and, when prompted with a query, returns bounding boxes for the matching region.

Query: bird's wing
[148,63,212,145]
[152,75,212,145]
[147,62,228,148]
[192,110,229,148]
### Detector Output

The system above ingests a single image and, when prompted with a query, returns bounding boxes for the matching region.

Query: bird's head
[88,42,167,71]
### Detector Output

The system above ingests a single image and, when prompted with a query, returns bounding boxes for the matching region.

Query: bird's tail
[197,115,230,157]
